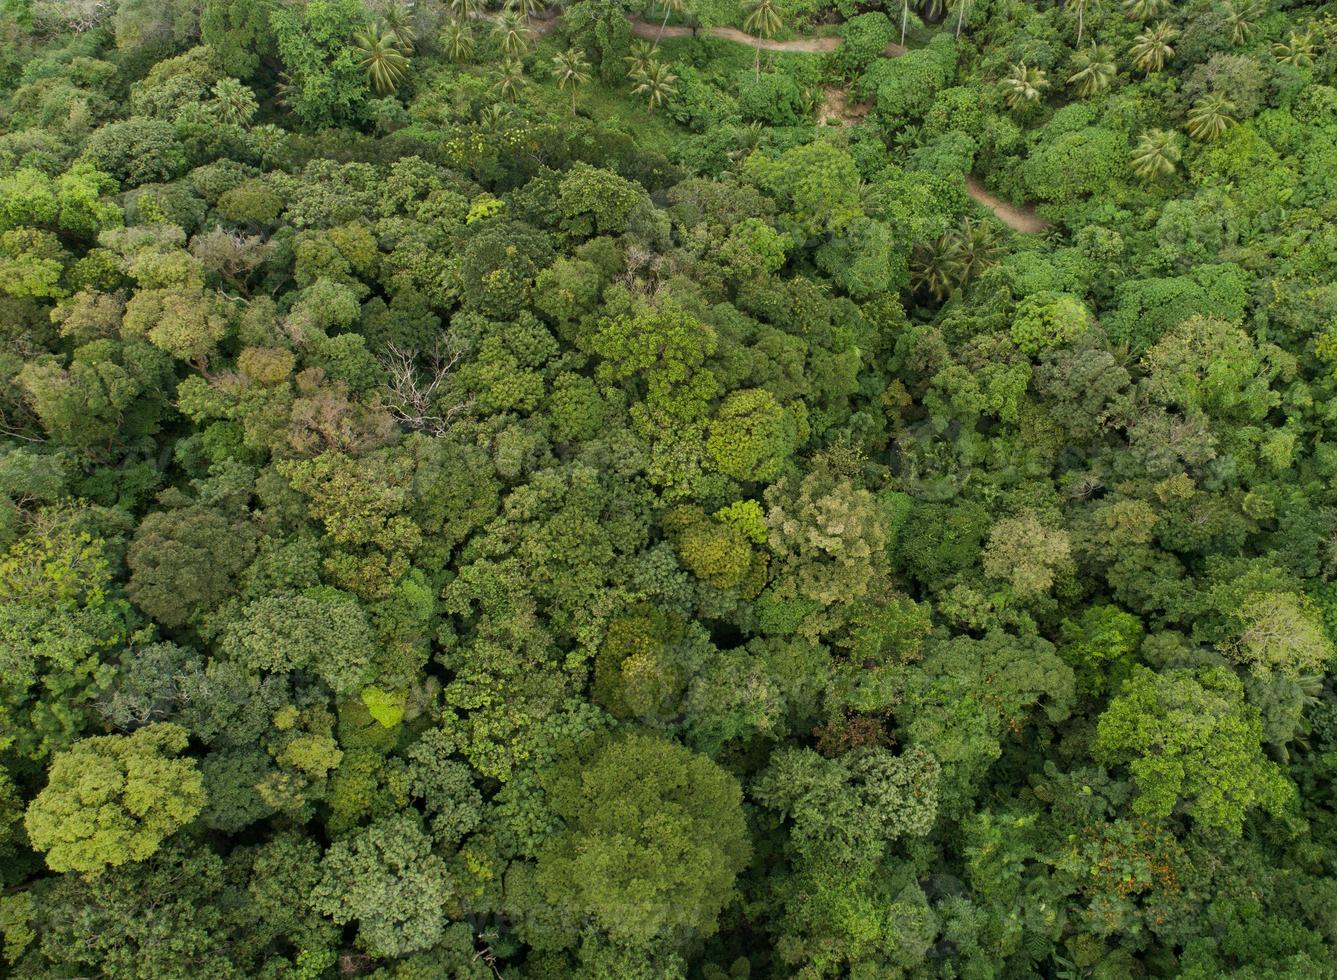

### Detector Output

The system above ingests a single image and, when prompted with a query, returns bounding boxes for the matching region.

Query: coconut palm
[727,120,765,163]
[1120,0,1166,20]
[381,3,418,51]
[494,9,530,57]
[1129,21,1176,72]
[948,0,974,38]
[1187,93,1238,141]
[1223,0,1258,47]
[742,0,783,79]
[910,217,1001,301]
[1068,0,1102,47]
[354,25,411,95]
[552,47,592,114]
[495,57,527,101]
[1130,128,1181,179]
[440,18,474,62]
[625,39,657,77]
[999,62,1049,111]
[631,58,677,114]
[478,104,511,128]
[1067,45,1117,98]
[448,0,485,19]
[910,233,964,301]
[655,0,686,45]
[1272,30,1316,67]
[950,216,1003,284]
[513,0,547,23]
[899,0,911,46]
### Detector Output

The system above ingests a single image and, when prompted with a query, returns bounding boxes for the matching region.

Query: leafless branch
[378,338,473,436]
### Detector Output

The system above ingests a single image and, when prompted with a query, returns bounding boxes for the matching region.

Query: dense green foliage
[1,0,1337,975]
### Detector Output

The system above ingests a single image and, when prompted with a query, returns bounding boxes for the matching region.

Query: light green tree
[25,723,205,874]
[1095,666,1295,833]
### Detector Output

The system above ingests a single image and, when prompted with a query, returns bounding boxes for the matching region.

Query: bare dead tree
[32,0,114,33]
[378,337,473,436]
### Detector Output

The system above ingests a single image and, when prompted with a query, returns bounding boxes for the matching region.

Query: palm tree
[899,0,911,46]
[1120,0,1165,20]
[512,0,547,23]
[910,217,1001,301]
[1223,0,1258,47]
[1272,30,1316,67]
[1187,93,1238,141]
[655,0,686,45]
[950,216,1002,284]
[631,58,677,114]
[381,3,418,51]
[919,0,945,23]
[552,47,592,114]
[1129,21,1176,72]
[478,104,511,128]
[209,78,257,127]
[948,0,974,38]
[999,62,1049,111]
[742,0,783,79]
[448,0,485,20]
[495,57,526,102]
[440,18,474,62]
[494,9,530,57]
[354,25,411,95]
[1067,45,1116,98]
[1130,128,1181,179]
[625,39,656,77]
[910,233,964,301]
[1068,0,1102,47]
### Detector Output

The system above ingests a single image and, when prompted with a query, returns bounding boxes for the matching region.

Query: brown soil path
[626,16,906,55]
[963,174,1048,234]
[483,10,907,55]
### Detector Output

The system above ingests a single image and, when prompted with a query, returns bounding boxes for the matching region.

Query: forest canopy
[1,0,1337,975]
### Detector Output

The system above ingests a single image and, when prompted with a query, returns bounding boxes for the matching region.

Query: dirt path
[964,175,1048,234]
[626,17,907,54]
[483,10,907,55]
[627,18,838,51]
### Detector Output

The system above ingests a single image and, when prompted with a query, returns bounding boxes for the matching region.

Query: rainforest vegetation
[1,0,1336,975]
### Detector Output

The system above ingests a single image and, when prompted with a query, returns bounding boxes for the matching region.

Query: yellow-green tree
[25,723,205,874]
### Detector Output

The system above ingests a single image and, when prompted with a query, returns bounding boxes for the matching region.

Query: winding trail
[963,175,1048,234]
[511,11,905,54]
[627,17,907,55]
[488,10,1047,233]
